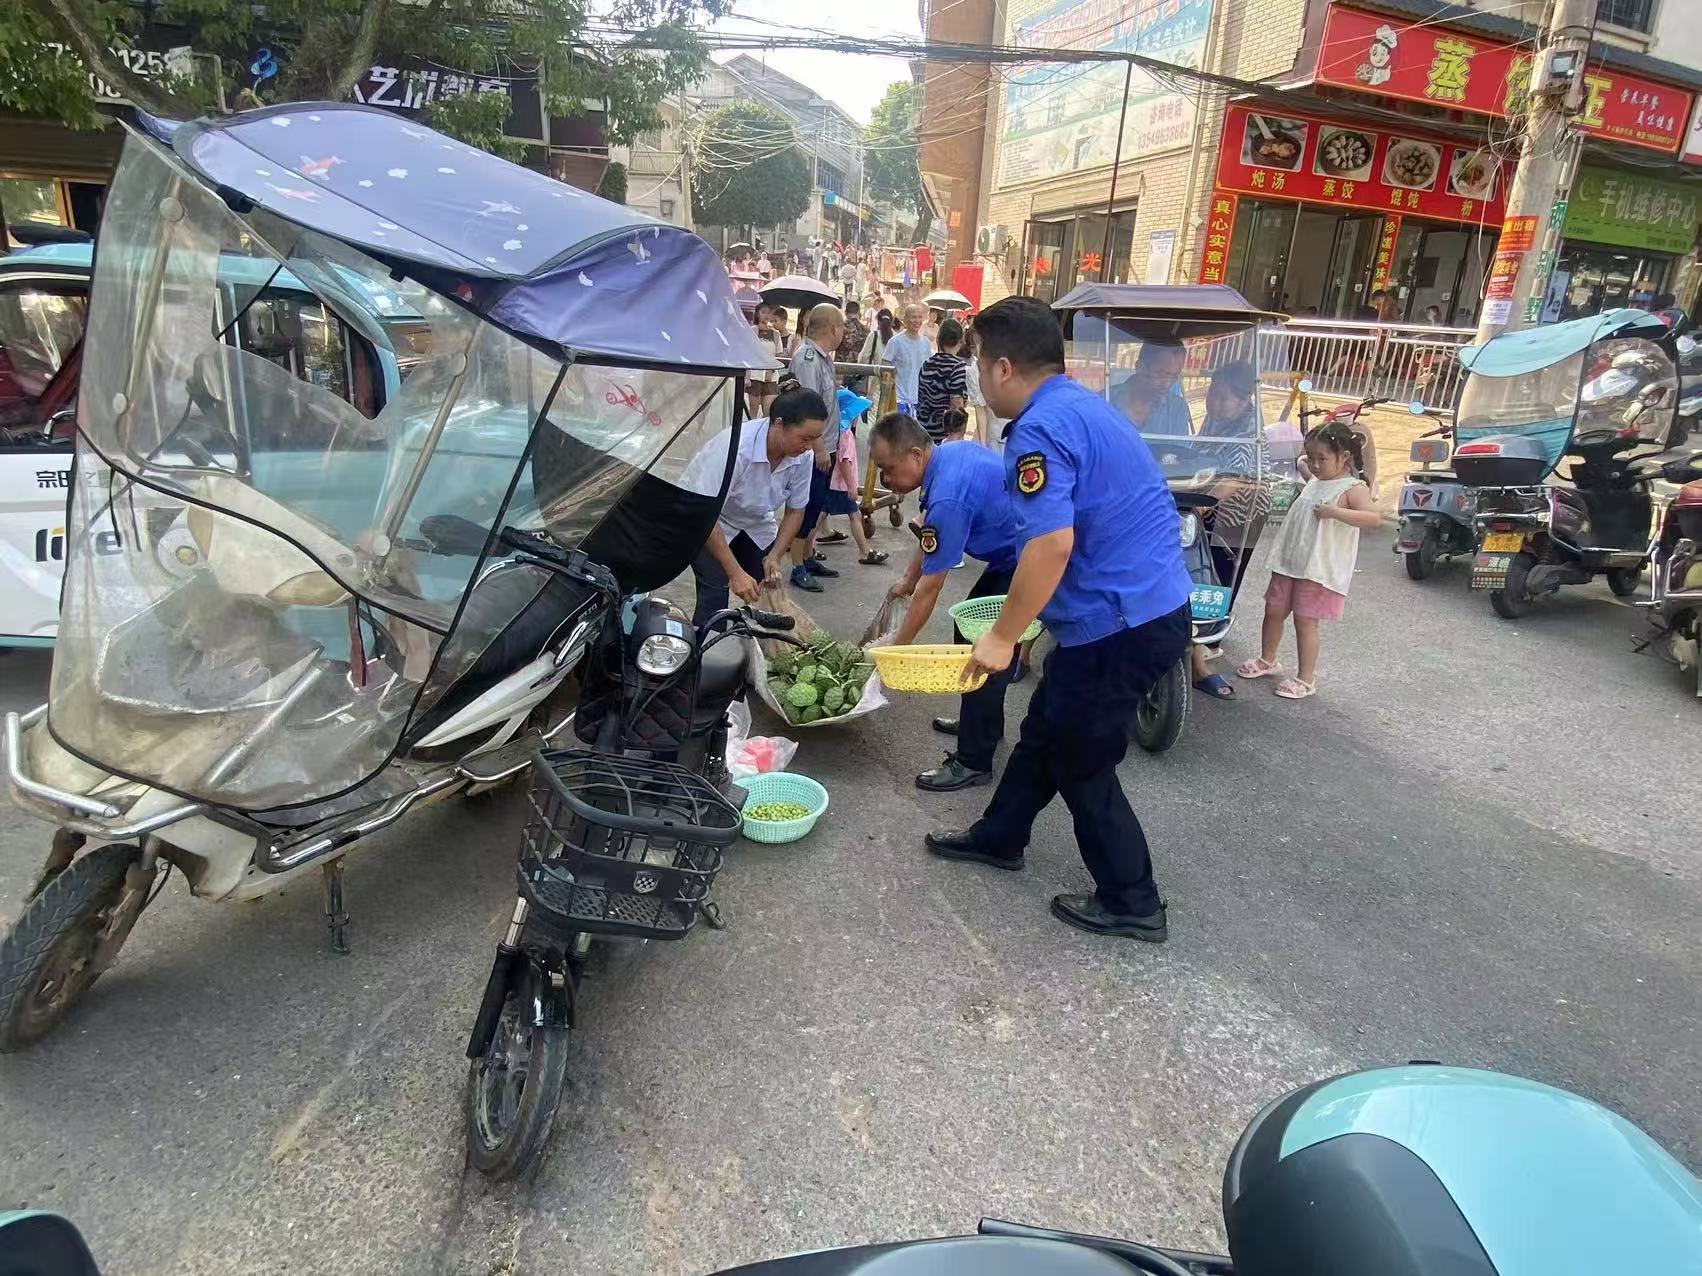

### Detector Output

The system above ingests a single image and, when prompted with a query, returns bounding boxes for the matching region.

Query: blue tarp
[1456,309,1668,378]
[151,103,772,373]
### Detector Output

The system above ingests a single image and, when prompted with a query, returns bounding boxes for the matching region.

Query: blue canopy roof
[148,103,771,373]
[1456,309,1669,378]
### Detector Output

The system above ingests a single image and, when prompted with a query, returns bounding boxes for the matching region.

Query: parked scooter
[1393,405,1473,580]
[1454,311,1681,619]
[9,1063,1700,1275]
[462,538,803,1178]
[1640,451,1702,695]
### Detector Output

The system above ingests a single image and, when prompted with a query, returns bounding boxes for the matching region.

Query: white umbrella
[761,274,840,310]
[922,287,973,311]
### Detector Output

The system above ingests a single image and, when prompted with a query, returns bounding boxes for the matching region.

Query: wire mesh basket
[517,749,743,940]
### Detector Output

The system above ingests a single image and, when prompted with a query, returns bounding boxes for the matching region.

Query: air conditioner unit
[975,224,1009,257]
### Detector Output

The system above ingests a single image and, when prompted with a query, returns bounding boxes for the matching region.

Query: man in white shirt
[683,386,827,625]
[883,302,934,411]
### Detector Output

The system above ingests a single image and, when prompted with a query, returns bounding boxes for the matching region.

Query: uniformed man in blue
[928,296,1193,942]
[867,412,1021,792]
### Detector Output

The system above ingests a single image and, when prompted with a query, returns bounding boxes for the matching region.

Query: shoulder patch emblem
[919,524,939,555]
[1015,451,1047,495]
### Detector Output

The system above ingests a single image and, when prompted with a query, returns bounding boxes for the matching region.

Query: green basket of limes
[949,595,1043,644]
[739,771,829,844]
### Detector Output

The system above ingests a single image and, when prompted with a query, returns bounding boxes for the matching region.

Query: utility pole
[1474,0,1594,340]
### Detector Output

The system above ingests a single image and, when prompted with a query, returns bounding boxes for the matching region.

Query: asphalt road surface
[1,525,1697,1275]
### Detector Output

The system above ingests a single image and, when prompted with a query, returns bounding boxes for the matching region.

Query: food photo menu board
[1214,103,1507,225]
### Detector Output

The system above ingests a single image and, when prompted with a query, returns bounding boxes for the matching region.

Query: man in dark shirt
[915,317,968,442]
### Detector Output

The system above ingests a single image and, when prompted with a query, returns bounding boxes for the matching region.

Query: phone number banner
[1212,103,1507,226]
[1316,3,1692,154]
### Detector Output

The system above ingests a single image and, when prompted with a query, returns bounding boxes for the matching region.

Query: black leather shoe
[925,829,1024,870]
[932,716,959,735]
[917,755,992,792]
[1049,893,1168,942]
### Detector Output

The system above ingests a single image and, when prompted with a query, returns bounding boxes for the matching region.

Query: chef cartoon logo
[919,525,939,554]
[1015,451,1047,495]
[1355,24,1398,87]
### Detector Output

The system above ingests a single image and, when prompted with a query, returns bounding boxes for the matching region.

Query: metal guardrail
[1260,319,1474,417]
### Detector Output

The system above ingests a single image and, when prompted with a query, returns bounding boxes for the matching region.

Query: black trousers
[971,604,1191,915]
[953,565,1016,771]
[691,530,771,628]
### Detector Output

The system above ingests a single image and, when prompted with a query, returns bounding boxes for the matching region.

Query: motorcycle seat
[1405,470,1458,483]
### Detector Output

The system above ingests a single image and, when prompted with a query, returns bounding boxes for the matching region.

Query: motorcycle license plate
[1471,553,1511,590]
[1481,531,1526,553]
[1190,584,1231,620]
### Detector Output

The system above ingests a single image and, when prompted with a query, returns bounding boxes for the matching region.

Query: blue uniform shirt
[918,440,1020,576]
[1004,375,1191,647]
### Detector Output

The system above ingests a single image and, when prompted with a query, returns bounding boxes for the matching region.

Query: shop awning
[1456,309,1669,378]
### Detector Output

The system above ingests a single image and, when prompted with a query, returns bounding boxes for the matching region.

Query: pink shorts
[1266,572,1346,622]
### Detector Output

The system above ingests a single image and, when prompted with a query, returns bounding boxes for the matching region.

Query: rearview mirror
[1297,378,1314,394]
[1409,401,1426,415]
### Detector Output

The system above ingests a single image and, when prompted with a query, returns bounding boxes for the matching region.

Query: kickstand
[321,859,350,955]
[699,899,727,931]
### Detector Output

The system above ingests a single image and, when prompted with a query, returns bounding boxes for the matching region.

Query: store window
[1596,0,1654,33]
[0,178,69,251]
[1388,222,1499,326]
[1021,208,1138,302]
[1552,244,1673,320]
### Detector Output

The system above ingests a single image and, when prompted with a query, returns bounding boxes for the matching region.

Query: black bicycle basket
[518,749,743,939]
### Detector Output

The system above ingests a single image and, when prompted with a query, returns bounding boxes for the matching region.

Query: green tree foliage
[865,80,930,241]
[690,103,810,230]
[595,159,628,204]
[2,0,728,151]
[424,90,529,163]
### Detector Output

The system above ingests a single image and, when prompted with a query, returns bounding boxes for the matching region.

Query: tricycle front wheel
[0,842,147,1052]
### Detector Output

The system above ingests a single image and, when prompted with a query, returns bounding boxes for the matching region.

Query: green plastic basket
[738,771,829,844]
[949,595,1043,644]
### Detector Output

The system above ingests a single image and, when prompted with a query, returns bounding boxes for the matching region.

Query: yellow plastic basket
[870,644,988,694]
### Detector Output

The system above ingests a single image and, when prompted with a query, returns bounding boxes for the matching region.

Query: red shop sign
[1317,4,1692,154]
[1199,193,1238,284]
[1214,103,1506,225]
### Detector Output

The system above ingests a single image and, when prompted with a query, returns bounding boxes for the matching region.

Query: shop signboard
[1564,167,1700,256]
[1212,104,1507,226]
[1199,193,1237,284]
[1684,97,1702,167]
[1370,216,1400,292]
[1317,4,1692,154]
[998,0,1214,187]
[1145,230,1176,285]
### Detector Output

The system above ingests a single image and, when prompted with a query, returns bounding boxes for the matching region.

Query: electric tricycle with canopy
[0,104,792,1093]
[1453,310,1682,619]
[1052,283,1286,752]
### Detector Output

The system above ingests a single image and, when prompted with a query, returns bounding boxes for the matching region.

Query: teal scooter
[11,1064,1698,1274]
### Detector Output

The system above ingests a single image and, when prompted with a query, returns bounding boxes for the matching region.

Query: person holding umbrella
[785,303,847,593]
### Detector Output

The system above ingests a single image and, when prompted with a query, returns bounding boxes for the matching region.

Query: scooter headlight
[636,633,692,677]
[1178,513,1199,548]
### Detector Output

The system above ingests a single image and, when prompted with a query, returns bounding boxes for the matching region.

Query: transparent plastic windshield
[1575,338,1676,447]
[1065,318,1275,579]
[49,135,736,809]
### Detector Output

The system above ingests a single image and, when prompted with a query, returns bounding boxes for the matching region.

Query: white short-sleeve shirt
[682,417,813,547]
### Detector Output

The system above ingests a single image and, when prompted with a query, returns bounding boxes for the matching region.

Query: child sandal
[1274,677,1316,700]
[1235,657,1280,679]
